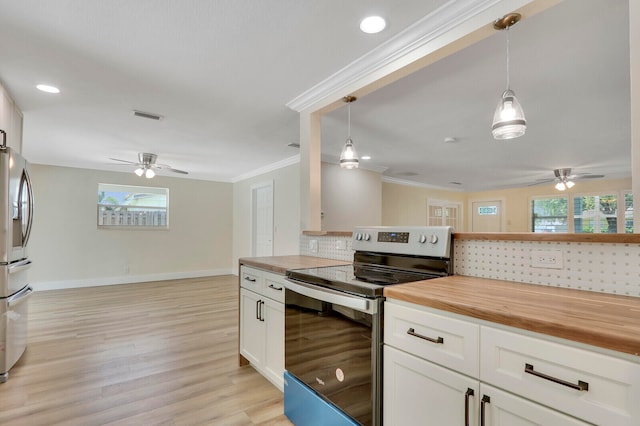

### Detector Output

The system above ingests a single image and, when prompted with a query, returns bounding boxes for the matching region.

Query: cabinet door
[262,297,284,391]
[239,288,265,367]
[479,384,590,426]
[384,345,479,426]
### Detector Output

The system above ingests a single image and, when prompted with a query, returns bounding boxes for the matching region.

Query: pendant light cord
[347,102,351,139]
[505,25,511,90]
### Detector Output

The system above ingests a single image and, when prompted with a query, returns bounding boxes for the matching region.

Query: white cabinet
[384,301,480,425]
[479,384,589,426]
[384,345,478,426]
[0,84,23,151]
[480,326,640,426]
[383,300,640,426]
[239,265,285,391]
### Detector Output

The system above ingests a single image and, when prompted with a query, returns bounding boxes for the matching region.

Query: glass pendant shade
[340,138,359,169]
[555,181,566,191]
[492,89,526,140]
[134,167,144,176]
[566,180,575,189]
[145,168,155,178]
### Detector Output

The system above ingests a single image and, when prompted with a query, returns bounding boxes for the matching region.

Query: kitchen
[1,0,640,425]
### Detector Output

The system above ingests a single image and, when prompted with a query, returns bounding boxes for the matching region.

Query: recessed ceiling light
[36,84,60,94]
[361,155,371,160]
[360,16,386,34]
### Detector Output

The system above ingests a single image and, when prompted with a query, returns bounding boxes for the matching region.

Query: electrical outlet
[336,240,347,250]
[309,240,318,253]
[530,250,563,269]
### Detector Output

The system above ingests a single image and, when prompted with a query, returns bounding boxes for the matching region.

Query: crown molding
[286,0,506,113]
[230,154,300,183]
[382,175,465,192]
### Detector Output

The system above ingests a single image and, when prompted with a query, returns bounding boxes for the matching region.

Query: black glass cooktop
[286,263,443,298]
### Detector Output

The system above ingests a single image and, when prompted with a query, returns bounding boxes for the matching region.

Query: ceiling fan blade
[527,179,554,186]
[153,164,189,174]
[109,157,139,165]
[575,174,605,180]
[167,167,189,175]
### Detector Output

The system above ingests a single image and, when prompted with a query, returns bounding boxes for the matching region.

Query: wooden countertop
[384,275,640,358]
[239,255,350,274]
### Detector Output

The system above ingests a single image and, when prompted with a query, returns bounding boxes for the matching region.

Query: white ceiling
[0,0,631,191]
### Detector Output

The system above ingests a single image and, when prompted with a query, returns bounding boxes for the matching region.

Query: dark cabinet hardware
[524,363,589,391]
[406,327,444,344]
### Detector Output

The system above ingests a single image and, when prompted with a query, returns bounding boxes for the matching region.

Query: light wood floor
[0,276,293,425]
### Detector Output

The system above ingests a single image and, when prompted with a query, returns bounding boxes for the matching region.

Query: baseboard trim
[31,269,236,291]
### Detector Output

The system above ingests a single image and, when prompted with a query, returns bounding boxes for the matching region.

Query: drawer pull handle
[244,276,257,282]
[407,328,444,344]
[480,395,490,426]
[464,388,474,426]
[268,284,283,291]
[524,363,589,391]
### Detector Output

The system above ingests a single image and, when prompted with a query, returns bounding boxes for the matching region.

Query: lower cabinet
[383,300,639,426]
[384,345,479,426]
[239,266,285,391]
[479,384,588,426]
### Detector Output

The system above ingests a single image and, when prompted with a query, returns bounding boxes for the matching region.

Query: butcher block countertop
[239,255,350,275]
[384,275,640,358]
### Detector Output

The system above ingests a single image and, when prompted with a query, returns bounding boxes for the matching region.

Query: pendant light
[339,96,359,169]
[491,13,526,140]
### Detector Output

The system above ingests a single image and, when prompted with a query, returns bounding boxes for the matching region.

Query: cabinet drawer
[480,326,640,426]
[384,301,479,377]
[263,271,285,303]
[240,266,263,292]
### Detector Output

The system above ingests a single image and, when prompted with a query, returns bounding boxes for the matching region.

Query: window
[625,192,634,233]
[573,194,617,233]
[427,199,461,230]
[531,191,633,234]
[531,197,568,233]
[98,183,169,228]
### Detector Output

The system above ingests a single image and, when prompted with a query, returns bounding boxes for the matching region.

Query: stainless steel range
[283,226,454,426]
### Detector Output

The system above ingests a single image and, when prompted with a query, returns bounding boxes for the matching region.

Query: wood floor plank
[0,276,292,425]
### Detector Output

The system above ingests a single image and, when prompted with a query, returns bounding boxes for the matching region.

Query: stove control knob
[363,233,371,241]
[418,234,427,244]
[428,234,439,244]
[355,233,362,241]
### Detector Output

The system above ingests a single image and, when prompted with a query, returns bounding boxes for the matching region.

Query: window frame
[529,190,632,234]
[97,183,169,229]
[530,195,569,233]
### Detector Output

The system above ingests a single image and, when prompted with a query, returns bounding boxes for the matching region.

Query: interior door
[251,182,273,257]
[471,200,503,232]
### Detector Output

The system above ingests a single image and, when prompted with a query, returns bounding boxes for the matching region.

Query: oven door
[284,278,382,426]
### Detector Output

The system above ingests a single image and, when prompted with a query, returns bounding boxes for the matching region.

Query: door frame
[467,197,506,232]
[250,180,274,257]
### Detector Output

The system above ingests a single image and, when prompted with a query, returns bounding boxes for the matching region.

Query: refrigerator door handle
[8,286,33,308]
[8,259,32,274]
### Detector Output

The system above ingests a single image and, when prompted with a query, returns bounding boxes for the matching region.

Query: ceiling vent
[132,110,163,121]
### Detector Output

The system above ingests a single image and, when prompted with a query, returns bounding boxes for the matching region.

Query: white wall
[321,162,381,230]
[28,164,233,289]
[232,163,300,273]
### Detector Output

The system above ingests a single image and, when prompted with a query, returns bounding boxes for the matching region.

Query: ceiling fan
[530,168,604,191]
[110,152,188,178]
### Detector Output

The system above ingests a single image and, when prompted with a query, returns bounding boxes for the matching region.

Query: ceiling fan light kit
[110,152,188,178]
[491,12,527,140]
[339,96,360,169]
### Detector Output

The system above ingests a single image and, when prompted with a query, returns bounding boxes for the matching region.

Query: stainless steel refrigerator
[0,129,34,383]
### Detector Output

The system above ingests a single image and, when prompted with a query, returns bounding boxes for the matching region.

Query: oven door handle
[284,278,376,314]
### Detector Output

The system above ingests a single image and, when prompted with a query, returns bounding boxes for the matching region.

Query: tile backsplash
[299,234,353,262]
[300,234,640,297]
[455,239,640,297]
